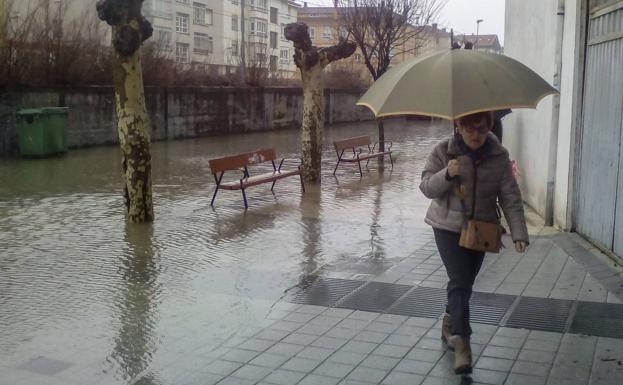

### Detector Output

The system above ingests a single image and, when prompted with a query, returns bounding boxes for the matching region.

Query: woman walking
[419,111,529,374]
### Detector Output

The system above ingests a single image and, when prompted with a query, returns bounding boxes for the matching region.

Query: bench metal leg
[271,180,277,191]
[357,160,363,178]
[299,174,306,192]
[389,153,394,169]
[210,186,219,206]
[241,188,248,209]
[333,160,341,175]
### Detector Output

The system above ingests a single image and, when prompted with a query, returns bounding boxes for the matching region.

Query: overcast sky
[305,0,506,45]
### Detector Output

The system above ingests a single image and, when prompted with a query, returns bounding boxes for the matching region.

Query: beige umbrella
[357,49,557,120]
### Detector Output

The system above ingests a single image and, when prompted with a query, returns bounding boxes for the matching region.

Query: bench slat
[219,169,301,190]
[209,149,276,173]
[333,135,372,151]
[339,151,391,162]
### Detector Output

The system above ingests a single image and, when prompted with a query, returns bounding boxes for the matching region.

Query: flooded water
[0,118,451,384]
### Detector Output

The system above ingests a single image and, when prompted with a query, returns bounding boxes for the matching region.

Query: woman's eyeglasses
[460,122,490,134]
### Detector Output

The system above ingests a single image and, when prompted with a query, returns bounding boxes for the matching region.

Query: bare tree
[285,22,355,182]
[224,37,282,87]
[97,0,154,223]
[334,0,446,153]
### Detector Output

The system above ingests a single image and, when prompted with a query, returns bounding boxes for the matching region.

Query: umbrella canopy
[357,49,558,120]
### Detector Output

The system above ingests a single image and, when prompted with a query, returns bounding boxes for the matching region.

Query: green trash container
[16,107,68,157]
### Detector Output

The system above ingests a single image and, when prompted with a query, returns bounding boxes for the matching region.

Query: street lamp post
[476,19,483,50]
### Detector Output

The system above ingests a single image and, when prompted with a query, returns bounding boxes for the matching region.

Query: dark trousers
[433,228,485,336]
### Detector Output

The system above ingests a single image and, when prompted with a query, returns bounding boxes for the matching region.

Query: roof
[298,7,336,15]
[461,34,501,49]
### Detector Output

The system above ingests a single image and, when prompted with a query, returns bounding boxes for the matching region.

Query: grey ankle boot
[449,335,472,374]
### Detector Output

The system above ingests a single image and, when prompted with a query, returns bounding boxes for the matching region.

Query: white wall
[504,0,558,218]
[504,0,582,230]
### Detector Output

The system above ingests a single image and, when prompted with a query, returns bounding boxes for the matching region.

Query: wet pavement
[1,118,623,385]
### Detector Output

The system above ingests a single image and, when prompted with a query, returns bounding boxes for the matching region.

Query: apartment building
[297,6,452,80]
[142,0,300,75]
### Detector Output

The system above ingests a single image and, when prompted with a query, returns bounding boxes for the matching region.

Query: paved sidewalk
[180,219,623,385]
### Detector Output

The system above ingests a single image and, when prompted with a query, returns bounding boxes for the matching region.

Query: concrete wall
[554,0,584,229]
[0,87,373,156]
[504,0,583,229]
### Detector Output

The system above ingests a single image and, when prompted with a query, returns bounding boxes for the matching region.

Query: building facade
[142,0,299,75]
[505,0,623,259]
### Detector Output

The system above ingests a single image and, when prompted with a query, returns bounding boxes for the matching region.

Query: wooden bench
[208,149,305,208]
[333,135,393,177]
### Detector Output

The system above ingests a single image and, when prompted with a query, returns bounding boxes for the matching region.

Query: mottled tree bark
[285,22,355,182]
[97,0,154,222]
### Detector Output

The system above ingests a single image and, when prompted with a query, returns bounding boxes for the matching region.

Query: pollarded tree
[334,0,446,153]
[96,0,154,222]
[285,22,356,182]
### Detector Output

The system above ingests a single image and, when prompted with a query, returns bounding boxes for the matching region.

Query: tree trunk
[285,22,355,184]
[112,26,153,223]
[97,0,154,223]
[300,65,325,182]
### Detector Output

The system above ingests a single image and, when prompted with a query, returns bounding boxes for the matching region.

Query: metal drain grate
[386,286,447,318]
[569,301,623,338]
[337,281,412,313]
[470,292,516,325]
[286,278,623,339]
[504,296,573,333]
[288,277,365,307]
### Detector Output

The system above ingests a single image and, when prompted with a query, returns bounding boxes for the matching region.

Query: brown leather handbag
[459,219,504,253]
[455,183,505,253]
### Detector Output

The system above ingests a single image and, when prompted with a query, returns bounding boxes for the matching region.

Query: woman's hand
[515,241,527,253]
[447,159,460,178]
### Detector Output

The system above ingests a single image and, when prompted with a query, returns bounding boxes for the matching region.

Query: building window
[250,18,267,37]
[270,7,278,24]
[309,27,315,39]
[153,28,172,49]
[231,40,239,56]
[193,3,212,25]
[280,48,289,63]
[281,23,287,39]
[148,0,173,19]
[354,53,361,62]
[270,31,277,49]
[194,32,213,53]
[252,42,267,63]
[232,15,238,31]
[176,0,190,4]
[253,0,267,10]
[338,26,348,38]
[270,55,278,71]
[323,26,332,39]
[176,13,189,34]
[176,42,189,63]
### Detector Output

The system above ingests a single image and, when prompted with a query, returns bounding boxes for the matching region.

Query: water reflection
[299,183,323,281]
[367,173,388,260]
[211,209,277,244]
[108,223,160,383]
